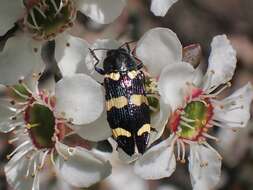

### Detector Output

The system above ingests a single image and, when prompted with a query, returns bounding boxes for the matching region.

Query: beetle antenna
[91,48,111,51]
[88,48,105,75]
[119,41,136,53]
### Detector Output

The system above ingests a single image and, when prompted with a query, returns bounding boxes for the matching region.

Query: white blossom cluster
[0,1,252,190]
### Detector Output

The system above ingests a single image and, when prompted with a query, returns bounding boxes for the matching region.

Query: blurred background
[1,0,253,189]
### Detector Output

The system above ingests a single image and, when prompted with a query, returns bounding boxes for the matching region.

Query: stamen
[176,140,181,161]
[8,137,19,144]
[26,123,40,129]
[212,118,244,126]
[181,116,196,123]
[180,121,195,130]
[203,82,231,98]
[29,9,40,30]
[179,140,186,163]
[50,150,56,166]
[202,133,219,142]
[203,142,222,160]
[31,157,38,177]
[25,152,37,178]
[10,87,30,100]
[38,150,49,170]
[50,0,60,13]
[6,141,30,160]
[57,149,68,160]
[34,5,47,18]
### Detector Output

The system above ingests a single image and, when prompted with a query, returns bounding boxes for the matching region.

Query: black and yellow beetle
[89,43,151,156]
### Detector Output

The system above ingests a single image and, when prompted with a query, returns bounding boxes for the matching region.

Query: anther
[26,123,39,129]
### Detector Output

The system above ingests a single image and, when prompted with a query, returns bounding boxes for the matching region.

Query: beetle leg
[131,47,144,69]
[89,48,105,75]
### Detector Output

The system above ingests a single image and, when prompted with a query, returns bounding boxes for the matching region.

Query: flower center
[169,89,213,141]
[22,0,76,40]
[22,91,65,149]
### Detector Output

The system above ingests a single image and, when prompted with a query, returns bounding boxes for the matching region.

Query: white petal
[158,62,196,111]
[0,34,44,85]
[5,145,36,190]
[55,142,112,188]
[107,165,148,190]
[76,0,126,24]
[136,28,182,77]
[0,1,24,35]
[74,110,112,142]
[149,98,171,145]
[203,35,237,91]
[151,0,178,17]
[217,128,250,167]
[55,74,104,125]
[118,148,140,164]
[55,34,90,77]
[85,39,120,82]
[188,144,222,190]
[134,136,176,179]
[212,82,253,128]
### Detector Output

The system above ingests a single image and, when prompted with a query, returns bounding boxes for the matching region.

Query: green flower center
[23,0,76,40]
[25,103,57,149]
[170,100,213,141]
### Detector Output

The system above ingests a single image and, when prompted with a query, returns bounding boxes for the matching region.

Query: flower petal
[0,1,24,35]
[5,144,35,190]
[212,82,253,128]
[217,127,250,167]
[203,35,236,91]
[134,136,176,179]
[76,0,126,24]
[107,165,148,190]
[55,142,112,188]
[0,34,44,85]
[74,110,112,142]
[151,0,178,17]
[55,34,90,77]
[136,28,182,77]
[188,143,222,190]
[158,62,196,111]
[55,74,104,125]
[149,98,171,145]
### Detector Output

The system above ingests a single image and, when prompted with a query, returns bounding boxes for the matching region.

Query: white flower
[131,28,253,190]
[0,0,126,84]
[150,0,178,16]
[1,74,111,190]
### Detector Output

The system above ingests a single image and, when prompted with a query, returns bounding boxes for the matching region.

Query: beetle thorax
[103,49,137,73]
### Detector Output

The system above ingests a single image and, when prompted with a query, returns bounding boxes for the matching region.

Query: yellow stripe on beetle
[112,128,132,138]
[127,70,138,79]
[105,72,120,81]
[106,96,128,111]
[137,124,151,136]
[130,94,148,106]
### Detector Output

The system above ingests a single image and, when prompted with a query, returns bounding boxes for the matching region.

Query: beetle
[89,43,151,156]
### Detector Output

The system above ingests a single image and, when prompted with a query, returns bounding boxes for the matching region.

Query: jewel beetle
[89,43,151,156]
